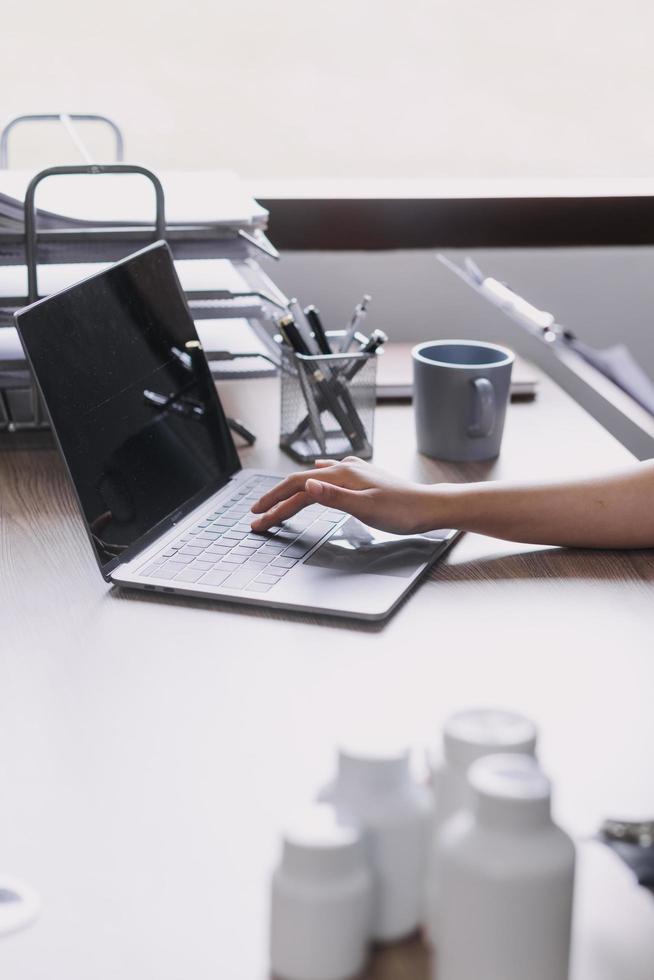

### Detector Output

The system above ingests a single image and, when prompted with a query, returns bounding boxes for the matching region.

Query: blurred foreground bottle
[319,741,432,942]
[270,804,372,980]
[435,754,575,980]
[425,707,538,943]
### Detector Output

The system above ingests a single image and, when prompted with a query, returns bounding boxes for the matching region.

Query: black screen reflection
[18,244,240,571]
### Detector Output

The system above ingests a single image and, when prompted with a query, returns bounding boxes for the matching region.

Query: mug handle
[468,378,496,438]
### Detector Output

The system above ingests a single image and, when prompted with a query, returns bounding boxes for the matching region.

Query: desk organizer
[279,340,378,463]
[0,114,288,433]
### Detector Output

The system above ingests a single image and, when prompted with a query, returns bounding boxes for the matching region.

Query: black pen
[278,316,327,452]
[282,319,380,453]
[288,298,318,354]
[279,314,363,452]
[278,314,312,357]
[304,305,332,355]
[342,329,388,382]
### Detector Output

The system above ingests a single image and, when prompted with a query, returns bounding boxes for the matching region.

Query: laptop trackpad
[305,518,449,579]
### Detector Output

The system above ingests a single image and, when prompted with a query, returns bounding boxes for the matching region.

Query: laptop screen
[15,242,241,575]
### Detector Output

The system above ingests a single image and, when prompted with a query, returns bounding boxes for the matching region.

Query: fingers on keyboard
[141,476,332,588]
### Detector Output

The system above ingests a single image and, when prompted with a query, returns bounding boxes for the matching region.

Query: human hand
[250,457,442,535]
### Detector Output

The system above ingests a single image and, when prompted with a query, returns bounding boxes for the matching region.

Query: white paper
[0,258,250,300]
[0,170,268,229]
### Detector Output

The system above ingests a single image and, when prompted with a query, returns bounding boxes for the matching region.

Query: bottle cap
[469,753,551,828]
[281,804,364,879]
[442,708,538,770]
[337,740,411,795]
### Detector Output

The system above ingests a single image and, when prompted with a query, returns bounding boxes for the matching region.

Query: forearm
[432,460,654,549]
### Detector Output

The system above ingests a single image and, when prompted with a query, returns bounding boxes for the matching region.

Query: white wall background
[3,0,654,177]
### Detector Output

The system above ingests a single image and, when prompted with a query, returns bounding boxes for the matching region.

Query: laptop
[15,241,459,621]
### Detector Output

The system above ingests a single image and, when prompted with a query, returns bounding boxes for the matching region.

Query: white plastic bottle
[270,804,372,980]
[435,754,576,980]
[428,708,538,828]
[425,707,538,942]
[319,742,432,942]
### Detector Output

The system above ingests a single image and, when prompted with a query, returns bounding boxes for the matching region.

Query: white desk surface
[1,370,654,979]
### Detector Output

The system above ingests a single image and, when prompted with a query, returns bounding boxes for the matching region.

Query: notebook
[377,343,538,401]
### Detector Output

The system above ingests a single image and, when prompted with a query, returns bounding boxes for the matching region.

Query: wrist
[420,483,479,531]
[415,483,465,532]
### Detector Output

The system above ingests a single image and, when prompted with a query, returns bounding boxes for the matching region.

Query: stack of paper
[0,257,252,300]
[0,169,268,233]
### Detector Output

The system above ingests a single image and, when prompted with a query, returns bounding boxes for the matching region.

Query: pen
[340,294,371,352]
[331,329,387,453]
[284,325,385,454]
[288,298,320,354]
[278,314,311,357]
[304,305,332,355]
[278,316,327,453]
[278,314,363,453]
[342,329,388,382]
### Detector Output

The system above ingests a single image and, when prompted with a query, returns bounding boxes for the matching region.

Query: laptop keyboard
[137,475,344,593]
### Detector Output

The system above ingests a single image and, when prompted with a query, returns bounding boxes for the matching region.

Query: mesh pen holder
[279,340,378,464]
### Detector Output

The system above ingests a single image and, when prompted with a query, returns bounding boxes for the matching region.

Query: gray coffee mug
[412,340,514,461]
